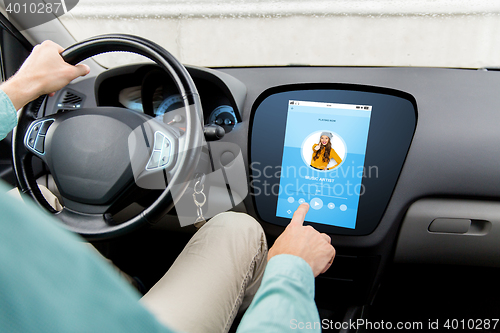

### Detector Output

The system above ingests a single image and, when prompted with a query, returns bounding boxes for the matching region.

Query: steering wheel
[12,34,204,240]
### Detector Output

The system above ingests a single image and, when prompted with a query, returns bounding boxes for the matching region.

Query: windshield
[59,0,500,69]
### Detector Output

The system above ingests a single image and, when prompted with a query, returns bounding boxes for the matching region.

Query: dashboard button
[328,203,335,209]
[339,204,347,211]
[310,198,323,210]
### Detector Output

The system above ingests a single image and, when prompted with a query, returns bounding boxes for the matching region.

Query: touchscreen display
[276,100,372,229]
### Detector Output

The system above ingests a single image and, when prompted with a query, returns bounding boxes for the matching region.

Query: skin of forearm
[0,76,41,110]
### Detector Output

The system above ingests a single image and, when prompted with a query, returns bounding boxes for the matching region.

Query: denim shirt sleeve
[237,254,321,333]
[0,89,18,140]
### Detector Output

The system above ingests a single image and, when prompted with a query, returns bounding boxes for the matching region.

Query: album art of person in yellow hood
[310,132,343,170]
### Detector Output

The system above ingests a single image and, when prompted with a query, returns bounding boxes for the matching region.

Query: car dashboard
[39,63,500,308]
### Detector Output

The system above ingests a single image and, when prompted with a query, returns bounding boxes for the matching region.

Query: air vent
[62,92,82,104]
[57,89,85,111]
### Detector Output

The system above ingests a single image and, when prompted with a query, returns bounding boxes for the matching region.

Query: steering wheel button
[34,136,45,153]
[27,129,38,147]
[159,154,169,167]
[154,132,164,150]
[39,120,54,135]
[161,146,170,163]
[147,151,161,169]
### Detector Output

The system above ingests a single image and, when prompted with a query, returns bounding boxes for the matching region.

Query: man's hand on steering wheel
[0,40,90,110]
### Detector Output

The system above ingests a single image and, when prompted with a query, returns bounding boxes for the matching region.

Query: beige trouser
[141,212,268,333]
[8,187,268,333]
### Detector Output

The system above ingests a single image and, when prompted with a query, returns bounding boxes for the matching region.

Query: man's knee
[208,211,262,233]
[204,212,267,250]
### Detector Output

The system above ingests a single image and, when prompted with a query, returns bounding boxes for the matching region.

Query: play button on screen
[310,198,323,210]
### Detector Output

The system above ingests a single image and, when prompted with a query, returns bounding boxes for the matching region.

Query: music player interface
[276,100,372,229]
